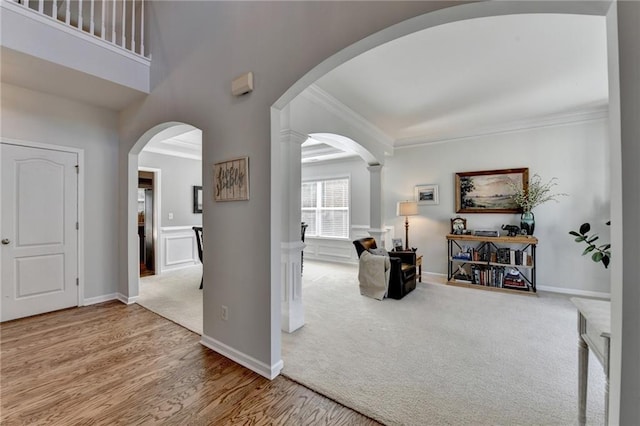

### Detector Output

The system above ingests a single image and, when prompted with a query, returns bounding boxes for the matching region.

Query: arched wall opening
[270,0,622,422]
[126,122,202,301]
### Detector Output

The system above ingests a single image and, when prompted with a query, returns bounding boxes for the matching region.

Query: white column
[280,128,307,333]
[367,164,388,246]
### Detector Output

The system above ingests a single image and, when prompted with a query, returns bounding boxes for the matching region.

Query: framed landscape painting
[455,168,528,213]
[415,184,439,205]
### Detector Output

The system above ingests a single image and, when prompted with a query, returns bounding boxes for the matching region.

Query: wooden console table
[570,297,611,426]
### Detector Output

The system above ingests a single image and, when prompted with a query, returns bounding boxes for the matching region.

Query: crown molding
[395,106,609,149]
[142,146,202,161]
[302,84,393,150]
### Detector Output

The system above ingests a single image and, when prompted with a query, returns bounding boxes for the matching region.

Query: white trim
[200,334,283,380]
[160,225,199,232]
[425,270,611,299]
[117,293,138,305]
[142,146,202,161]
[395,107,610,149]
[1,0,151,63]
[138,167,161,274]
[83,293,118,306]
[302,84,393,150]
[537,285,610,300]
[1,137,85,311]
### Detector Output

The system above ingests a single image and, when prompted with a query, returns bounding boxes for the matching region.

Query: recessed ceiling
[313,13,608,147]
[143,128,202,160]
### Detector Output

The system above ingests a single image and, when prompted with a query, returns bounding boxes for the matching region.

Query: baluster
[38,0,43,13]
[111,0,116,43]
[140,0,144,56]
[130,0,135,52]
[65,0,70,24]
[52,0,57,19]
[101,0,105,38]
[90,0,95,35]
[78,0,83,30]
[121,0,126,48]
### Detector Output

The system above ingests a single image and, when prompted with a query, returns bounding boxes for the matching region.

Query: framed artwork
[213,157,249,201]
[455,168,528,213]
[392,238,403,251]
[193,185,203,213]
[415,184,439,205]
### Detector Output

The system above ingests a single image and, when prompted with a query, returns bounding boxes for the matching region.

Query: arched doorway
[271,1,621,423]
[126,122,203,317]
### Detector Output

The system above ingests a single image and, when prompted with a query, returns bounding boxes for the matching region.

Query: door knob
[1,239,9,245]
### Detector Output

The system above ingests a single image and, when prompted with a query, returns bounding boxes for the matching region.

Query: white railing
[12,0,146,58]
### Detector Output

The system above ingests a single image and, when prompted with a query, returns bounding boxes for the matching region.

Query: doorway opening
[137,170,156,277]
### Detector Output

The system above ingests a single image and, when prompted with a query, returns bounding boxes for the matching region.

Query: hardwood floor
[1,302,379,425]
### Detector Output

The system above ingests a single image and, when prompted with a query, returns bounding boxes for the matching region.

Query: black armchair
[353,237,417,299]
[193,226,203,289]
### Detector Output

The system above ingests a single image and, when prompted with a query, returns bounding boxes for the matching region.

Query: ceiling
[303,13,608,163]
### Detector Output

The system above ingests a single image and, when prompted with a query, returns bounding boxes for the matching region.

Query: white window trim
[302,176,350,240]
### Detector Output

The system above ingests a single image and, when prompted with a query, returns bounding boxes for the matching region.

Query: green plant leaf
[602,255,610,268]
[601,244,611,250]
[569,231,581,237]
[583,246,596,256]
[575,236,586,242]
[592,251,604,262]
[587,236,599,243]
[580,223,591,234]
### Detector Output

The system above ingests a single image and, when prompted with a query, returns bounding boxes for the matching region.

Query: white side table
[570,297,611,426]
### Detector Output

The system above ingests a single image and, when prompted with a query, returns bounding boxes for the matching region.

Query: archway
[126,122,203,307]
[270,0,621,422]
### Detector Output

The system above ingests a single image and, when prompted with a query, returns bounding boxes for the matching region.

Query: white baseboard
[424,272,610,299]
[83,293,118,306]
[537,285,610,299]
[200,334,283,380]
[116,293,139,305]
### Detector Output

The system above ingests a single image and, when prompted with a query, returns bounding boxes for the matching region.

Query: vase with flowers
[508,174,567,235]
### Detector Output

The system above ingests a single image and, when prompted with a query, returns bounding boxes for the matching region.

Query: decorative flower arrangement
[508,174,567,212]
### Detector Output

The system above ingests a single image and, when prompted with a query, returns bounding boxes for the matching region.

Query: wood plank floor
[1,301,379,425]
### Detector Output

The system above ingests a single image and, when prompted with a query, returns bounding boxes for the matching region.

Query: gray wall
[138,151,202,228]
[1,83,119,299]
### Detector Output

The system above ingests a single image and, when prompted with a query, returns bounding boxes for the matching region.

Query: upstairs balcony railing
[11,0,147,58]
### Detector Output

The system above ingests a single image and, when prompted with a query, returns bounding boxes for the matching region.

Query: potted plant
[508,174,567,235]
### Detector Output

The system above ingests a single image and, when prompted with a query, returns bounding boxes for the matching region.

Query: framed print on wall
[415,184,439,205]
[213,157,249,201]
[193,185,203,213]
[455,168,528,213]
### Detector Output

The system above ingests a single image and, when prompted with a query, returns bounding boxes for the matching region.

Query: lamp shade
[397,201,418,216]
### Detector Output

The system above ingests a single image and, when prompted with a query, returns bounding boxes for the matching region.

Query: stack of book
[503,269,529,291]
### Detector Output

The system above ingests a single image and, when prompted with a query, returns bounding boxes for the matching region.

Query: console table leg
[578,334,589,426]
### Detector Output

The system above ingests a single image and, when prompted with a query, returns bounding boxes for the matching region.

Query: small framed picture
[193,185,203,213]
[392,238,403,251]
[415,184,439,205]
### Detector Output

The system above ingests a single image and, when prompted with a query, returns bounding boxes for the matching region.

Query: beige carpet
[137,261,606,426]
[281,261,606,426]
[137,265,203,335]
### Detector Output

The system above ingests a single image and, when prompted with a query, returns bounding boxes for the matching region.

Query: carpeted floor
[137,265,203,335]
[137,261,606,425]
[282,261,606,426]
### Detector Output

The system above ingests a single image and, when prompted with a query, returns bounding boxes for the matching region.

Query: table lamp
[397,200,418,250]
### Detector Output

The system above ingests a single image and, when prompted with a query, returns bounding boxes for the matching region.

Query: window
[302,177,349,239]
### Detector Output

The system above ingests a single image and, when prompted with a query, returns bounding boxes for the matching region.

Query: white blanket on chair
[358,250,391,300]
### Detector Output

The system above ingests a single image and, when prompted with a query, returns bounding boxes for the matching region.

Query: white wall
[386,118,611,295]
[138,151,202,228]
[1,83,119,300]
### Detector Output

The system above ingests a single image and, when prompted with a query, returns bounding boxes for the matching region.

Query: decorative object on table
[397,200,418,250]
[450,217,467,234]
[193,185,203,213]
[501,224,524,237]
[569,221,611,268]
[213,157,249,201]
[473,229,500,237]
[507,173,568,235]
[414,184,439,205]
[392,238,403,252]
[455,168,528,213]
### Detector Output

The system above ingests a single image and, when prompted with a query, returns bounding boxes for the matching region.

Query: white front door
[1,143,79,321]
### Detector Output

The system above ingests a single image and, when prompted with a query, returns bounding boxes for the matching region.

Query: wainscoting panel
[303,225,394,265]
[160,226,199,272]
